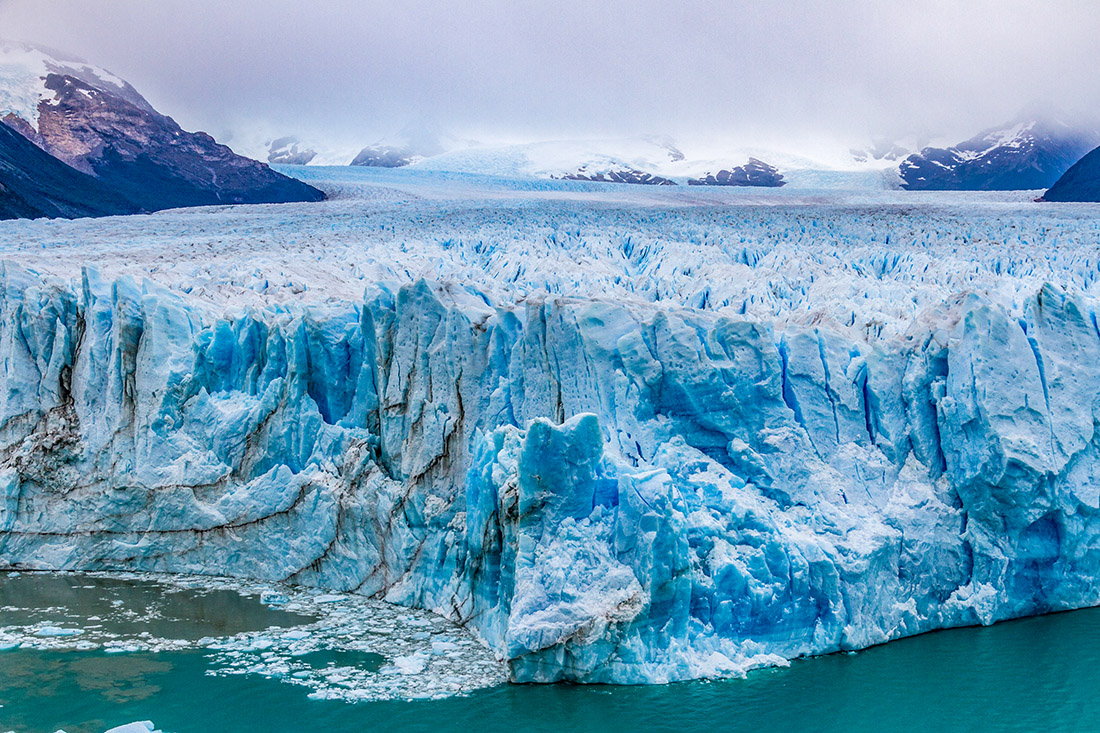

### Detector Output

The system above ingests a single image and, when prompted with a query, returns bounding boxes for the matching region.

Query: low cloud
[2,0,1098,151]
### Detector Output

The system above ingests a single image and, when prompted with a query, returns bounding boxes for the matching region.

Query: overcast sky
[2,0,1099,153]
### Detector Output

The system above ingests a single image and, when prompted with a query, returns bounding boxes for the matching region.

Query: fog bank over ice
[1,0,1098,152]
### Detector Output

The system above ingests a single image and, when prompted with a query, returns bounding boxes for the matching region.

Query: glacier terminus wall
[4,172,1100,683]
[3,264,1100,682]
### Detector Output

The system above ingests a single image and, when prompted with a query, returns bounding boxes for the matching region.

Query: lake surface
[1,571,1098,732]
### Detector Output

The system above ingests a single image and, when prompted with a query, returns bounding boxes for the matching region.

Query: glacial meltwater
[0,572,1098,732]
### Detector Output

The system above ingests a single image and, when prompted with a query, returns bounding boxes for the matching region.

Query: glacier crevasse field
[3,168,1100,683]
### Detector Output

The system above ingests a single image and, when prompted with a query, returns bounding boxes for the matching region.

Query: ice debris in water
[0,572,506,701]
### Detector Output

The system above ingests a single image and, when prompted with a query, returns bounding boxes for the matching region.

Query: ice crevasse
[1,262,1099,683]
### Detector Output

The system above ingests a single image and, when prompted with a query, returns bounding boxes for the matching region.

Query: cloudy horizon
[2,0,1099,157]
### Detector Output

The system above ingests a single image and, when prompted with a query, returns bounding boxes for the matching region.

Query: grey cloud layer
[1,0,1097,146]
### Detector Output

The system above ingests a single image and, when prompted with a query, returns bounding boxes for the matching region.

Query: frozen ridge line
[3,171,1100,683]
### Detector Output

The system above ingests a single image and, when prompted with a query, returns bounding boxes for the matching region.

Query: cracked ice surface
[0,167,1099,340]
[3,168,1100,683]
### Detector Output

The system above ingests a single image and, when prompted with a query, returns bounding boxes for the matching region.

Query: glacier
[3,168,1100,684]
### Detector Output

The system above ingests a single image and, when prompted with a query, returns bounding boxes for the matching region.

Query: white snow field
[3,166,1100,684]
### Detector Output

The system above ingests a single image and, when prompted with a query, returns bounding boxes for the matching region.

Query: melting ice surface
[5,167,1100,686]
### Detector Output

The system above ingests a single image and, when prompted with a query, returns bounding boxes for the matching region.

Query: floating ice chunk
[33,626,83,637]
[383,652,430,675]
[313,595,347,604]
[280,629,310,640]
[103,723,160,733]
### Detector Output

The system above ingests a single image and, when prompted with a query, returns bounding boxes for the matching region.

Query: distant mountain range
[0,43,323,220]
[297,120,1100,193]
[344,136,809,188]
[5,42,1100,206]
[898,118,1100,191]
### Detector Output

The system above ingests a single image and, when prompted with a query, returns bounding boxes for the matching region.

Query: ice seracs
[4,170,1100,685]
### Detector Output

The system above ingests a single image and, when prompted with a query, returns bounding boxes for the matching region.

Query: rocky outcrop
[267,137,317,166]
[687,158,785,187]
[350,145,417,168]
[557,166,676,185]
[350,130,443,168]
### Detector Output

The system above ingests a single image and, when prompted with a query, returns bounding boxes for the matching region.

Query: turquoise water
[2,574,1100,732]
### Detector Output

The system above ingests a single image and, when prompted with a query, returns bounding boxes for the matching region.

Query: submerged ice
[3,171,1100,684]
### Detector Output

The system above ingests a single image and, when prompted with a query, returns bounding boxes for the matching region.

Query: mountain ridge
[899,117,1100,191]
[0,42,324,218]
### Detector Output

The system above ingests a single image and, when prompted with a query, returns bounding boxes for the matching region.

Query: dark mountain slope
[0,42,324,219]
[0,120,138,220]
[1041,145,1100,202]
[688,158,785,187]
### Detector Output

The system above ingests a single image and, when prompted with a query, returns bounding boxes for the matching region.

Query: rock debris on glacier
[2,168,1100,684]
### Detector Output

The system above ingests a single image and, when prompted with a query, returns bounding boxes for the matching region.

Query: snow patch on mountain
[0,41,149,132]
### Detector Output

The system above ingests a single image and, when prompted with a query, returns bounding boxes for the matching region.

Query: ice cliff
[3,259,1100,683]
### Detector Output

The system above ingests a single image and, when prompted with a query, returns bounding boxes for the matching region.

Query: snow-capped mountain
[0,42,324,216]
[899,118,1100,191]
[1041,143,1100,202]
[849,138,912,164]
[556,165,676,185]
[406,137,808,187]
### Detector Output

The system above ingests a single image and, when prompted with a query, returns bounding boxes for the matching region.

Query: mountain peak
[0,42,324,217]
